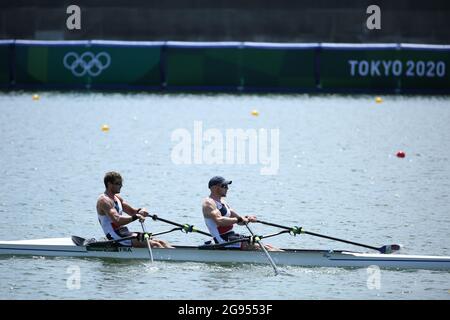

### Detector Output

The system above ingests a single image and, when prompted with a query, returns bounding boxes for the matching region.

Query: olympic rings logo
[63,51,111,77]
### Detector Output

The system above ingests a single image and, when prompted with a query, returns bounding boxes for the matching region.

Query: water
[0,92,449,299]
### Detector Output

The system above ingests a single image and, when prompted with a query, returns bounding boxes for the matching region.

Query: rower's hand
[136,213,146,223]
[245,215,257,223]
[138,208,149,217]
[237,216,250,225]
[238,217,248,226]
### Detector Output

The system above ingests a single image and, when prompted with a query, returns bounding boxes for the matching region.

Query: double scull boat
[1,236,449,270]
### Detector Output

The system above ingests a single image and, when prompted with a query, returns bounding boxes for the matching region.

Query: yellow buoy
[101,124,110,132]
[375,96,383,103]
[32,94,40,101]
[251,109,259,116]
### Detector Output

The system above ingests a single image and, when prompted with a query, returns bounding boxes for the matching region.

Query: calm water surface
[0,92,449,299]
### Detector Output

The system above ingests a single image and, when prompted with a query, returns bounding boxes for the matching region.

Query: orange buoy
[101,124,110,132]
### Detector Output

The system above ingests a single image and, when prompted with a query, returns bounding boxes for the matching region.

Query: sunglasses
[220,184,229,188]
[112,182,122,186]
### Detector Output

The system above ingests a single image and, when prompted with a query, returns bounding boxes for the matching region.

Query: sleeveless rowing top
[98,194,123,237]
[204,198,233,243]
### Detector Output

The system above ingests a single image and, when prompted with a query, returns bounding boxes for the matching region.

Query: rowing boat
[0,236,449,270]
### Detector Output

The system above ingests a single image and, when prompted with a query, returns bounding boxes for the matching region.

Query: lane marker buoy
[396,150,406,158]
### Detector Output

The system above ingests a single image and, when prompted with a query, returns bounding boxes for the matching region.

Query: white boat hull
[1,237,449,270]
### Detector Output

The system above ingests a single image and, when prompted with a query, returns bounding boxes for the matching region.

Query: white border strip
[7,40,450,50]
[243,42,319,48]
[321,43,398,49]
[400,43,450,50]
[91,40,165,46]
[15,40,89,45]
[166,41,241,47]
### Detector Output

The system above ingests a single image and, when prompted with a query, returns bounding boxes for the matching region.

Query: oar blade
[379,244,402,254]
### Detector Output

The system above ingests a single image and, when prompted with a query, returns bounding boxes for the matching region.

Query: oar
[147,213,211,237]
[245,223,280,276]
[199,231,289,250]
[199,237,251,250]
[140,221,154,263]
[256,220,401,254]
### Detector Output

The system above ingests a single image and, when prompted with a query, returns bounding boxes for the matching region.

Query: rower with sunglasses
[202,176,279,251]
[96,171,173,248]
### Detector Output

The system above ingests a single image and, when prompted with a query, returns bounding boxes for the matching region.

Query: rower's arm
[99,198,135,226]
[229,207,256,223]
[117,195,141,216]
[202,199,239,226]
[229,208,241,219]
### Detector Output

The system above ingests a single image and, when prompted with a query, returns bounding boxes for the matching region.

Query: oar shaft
[199,230,289,250]
[199,237,250,249]
[141,222,154,263]
[256,219,380,252]
[100,235,137,244]
[245,223,279,276]
[257,220,291,230]
[151,227,182,237]
[302,230,379,251]
[150,215,182,228]
[259,230,290,240]
[148,214,211,237]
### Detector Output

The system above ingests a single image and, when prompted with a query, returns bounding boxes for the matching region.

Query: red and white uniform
[204,199,241,248]
[98,194,133,246]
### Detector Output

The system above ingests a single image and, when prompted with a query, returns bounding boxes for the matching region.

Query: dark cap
[208,176,232,188]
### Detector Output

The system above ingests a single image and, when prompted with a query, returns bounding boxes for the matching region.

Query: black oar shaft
[104,235,137,244]
[256,219,381,252]
[302,230,379,251]
[259,230,290,240]
[200,237,250,249]
[257,220,291,230]
[149,215,182,228]
[199,230,289,250]
[151,228,182,237]
[148,214,211,237]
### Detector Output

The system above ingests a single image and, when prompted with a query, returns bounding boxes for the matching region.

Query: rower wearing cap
[202,176,279,251]
[96,171,173,248]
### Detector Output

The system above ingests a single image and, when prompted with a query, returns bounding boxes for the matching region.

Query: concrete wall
[2,0,450,43]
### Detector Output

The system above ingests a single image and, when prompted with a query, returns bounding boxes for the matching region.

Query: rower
[202,176,280,251]
[96,171,173,248]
